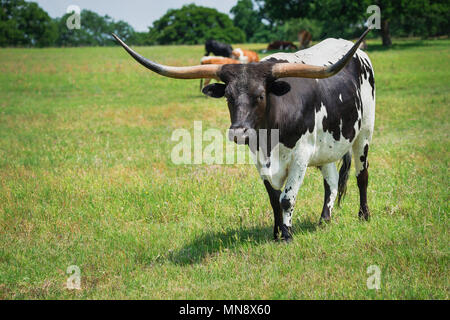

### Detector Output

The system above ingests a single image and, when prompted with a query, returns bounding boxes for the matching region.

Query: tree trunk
[381,19,392,46]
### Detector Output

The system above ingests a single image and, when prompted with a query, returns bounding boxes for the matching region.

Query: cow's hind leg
[352,137,371,220]
[263,180,282,240]
[319,163,338,223]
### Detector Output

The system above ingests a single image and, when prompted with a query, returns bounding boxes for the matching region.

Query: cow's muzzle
[228,126,252,145]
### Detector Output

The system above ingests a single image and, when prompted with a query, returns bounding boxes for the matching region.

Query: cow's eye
[258,95,264,101]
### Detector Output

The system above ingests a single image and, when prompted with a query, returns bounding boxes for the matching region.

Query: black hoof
[280,224,293,242]
[319,214,331,225]
[358,207,370,221]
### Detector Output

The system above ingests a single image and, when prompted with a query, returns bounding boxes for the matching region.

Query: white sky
[32,0,239,32]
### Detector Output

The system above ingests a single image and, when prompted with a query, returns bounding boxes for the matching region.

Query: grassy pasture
[0,39,449,299]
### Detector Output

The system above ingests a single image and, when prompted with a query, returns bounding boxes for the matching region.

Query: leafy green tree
[149,4,246,45]
[255,0,313,24]
[374,0,449,45]
[256,0,449,46]
[230,0,262,41]
[111,20,135,43]
[55,9,135,46]
[279,18,323,42]
[0,0,57,47]
[249,24,274,43]
[127,31,151,46]
[256,0,369,39]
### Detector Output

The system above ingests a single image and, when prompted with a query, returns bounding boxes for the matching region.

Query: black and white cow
[112,29,375,242]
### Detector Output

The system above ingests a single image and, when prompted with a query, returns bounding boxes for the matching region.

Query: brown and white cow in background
[231,48,260,63]
[298,30,312,49]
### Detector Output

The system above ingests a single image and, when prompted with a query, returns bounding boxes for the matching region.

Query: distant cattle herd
[200,30,319,89]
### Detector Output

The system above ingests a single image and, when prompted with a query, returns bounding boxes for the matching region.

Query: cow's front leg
[319,163,338,223]
[279,162,308,242]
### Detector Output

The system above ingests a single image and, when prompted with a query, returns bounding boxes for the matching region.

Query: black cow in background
[205,39,233,58]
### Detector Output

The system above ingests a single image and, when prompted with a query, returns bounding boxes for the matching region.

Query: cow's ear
[269,80,291,96]
[202,83,226,98]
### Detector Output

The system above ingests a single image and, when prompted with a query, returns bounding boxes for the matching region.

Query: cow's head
[202,63,290,144]
[112,30,369,145]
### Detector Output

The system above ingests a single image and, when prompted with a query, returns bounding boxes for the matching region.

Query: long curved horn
[112,34,221,80]
[272,29,370,79]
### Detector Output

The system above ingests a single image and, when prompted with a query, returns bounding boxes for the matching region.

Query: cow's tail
[337,151,352,207]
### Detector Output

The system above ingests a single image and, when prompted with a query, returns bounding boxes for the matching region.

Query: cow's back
[265,38,367,64]
[263,38,375,165]
[263,37,375,121]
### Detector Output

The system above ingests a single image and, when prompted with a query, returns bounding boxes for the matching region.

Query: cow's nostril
[229,126,248,132]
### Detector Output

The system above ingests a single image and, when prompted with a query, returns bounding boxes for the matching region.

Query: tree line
[1,0,448,48]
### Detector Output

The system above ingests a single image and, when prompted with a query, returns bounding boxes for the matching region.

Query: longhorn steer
[112,29,375,242]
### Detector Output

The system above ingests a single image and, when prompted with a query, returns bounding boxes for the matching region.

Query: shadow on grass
[167,219,318,265]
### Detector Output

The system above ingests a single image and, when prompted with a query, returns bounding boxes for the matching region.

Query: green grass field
[0,39,449,299]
